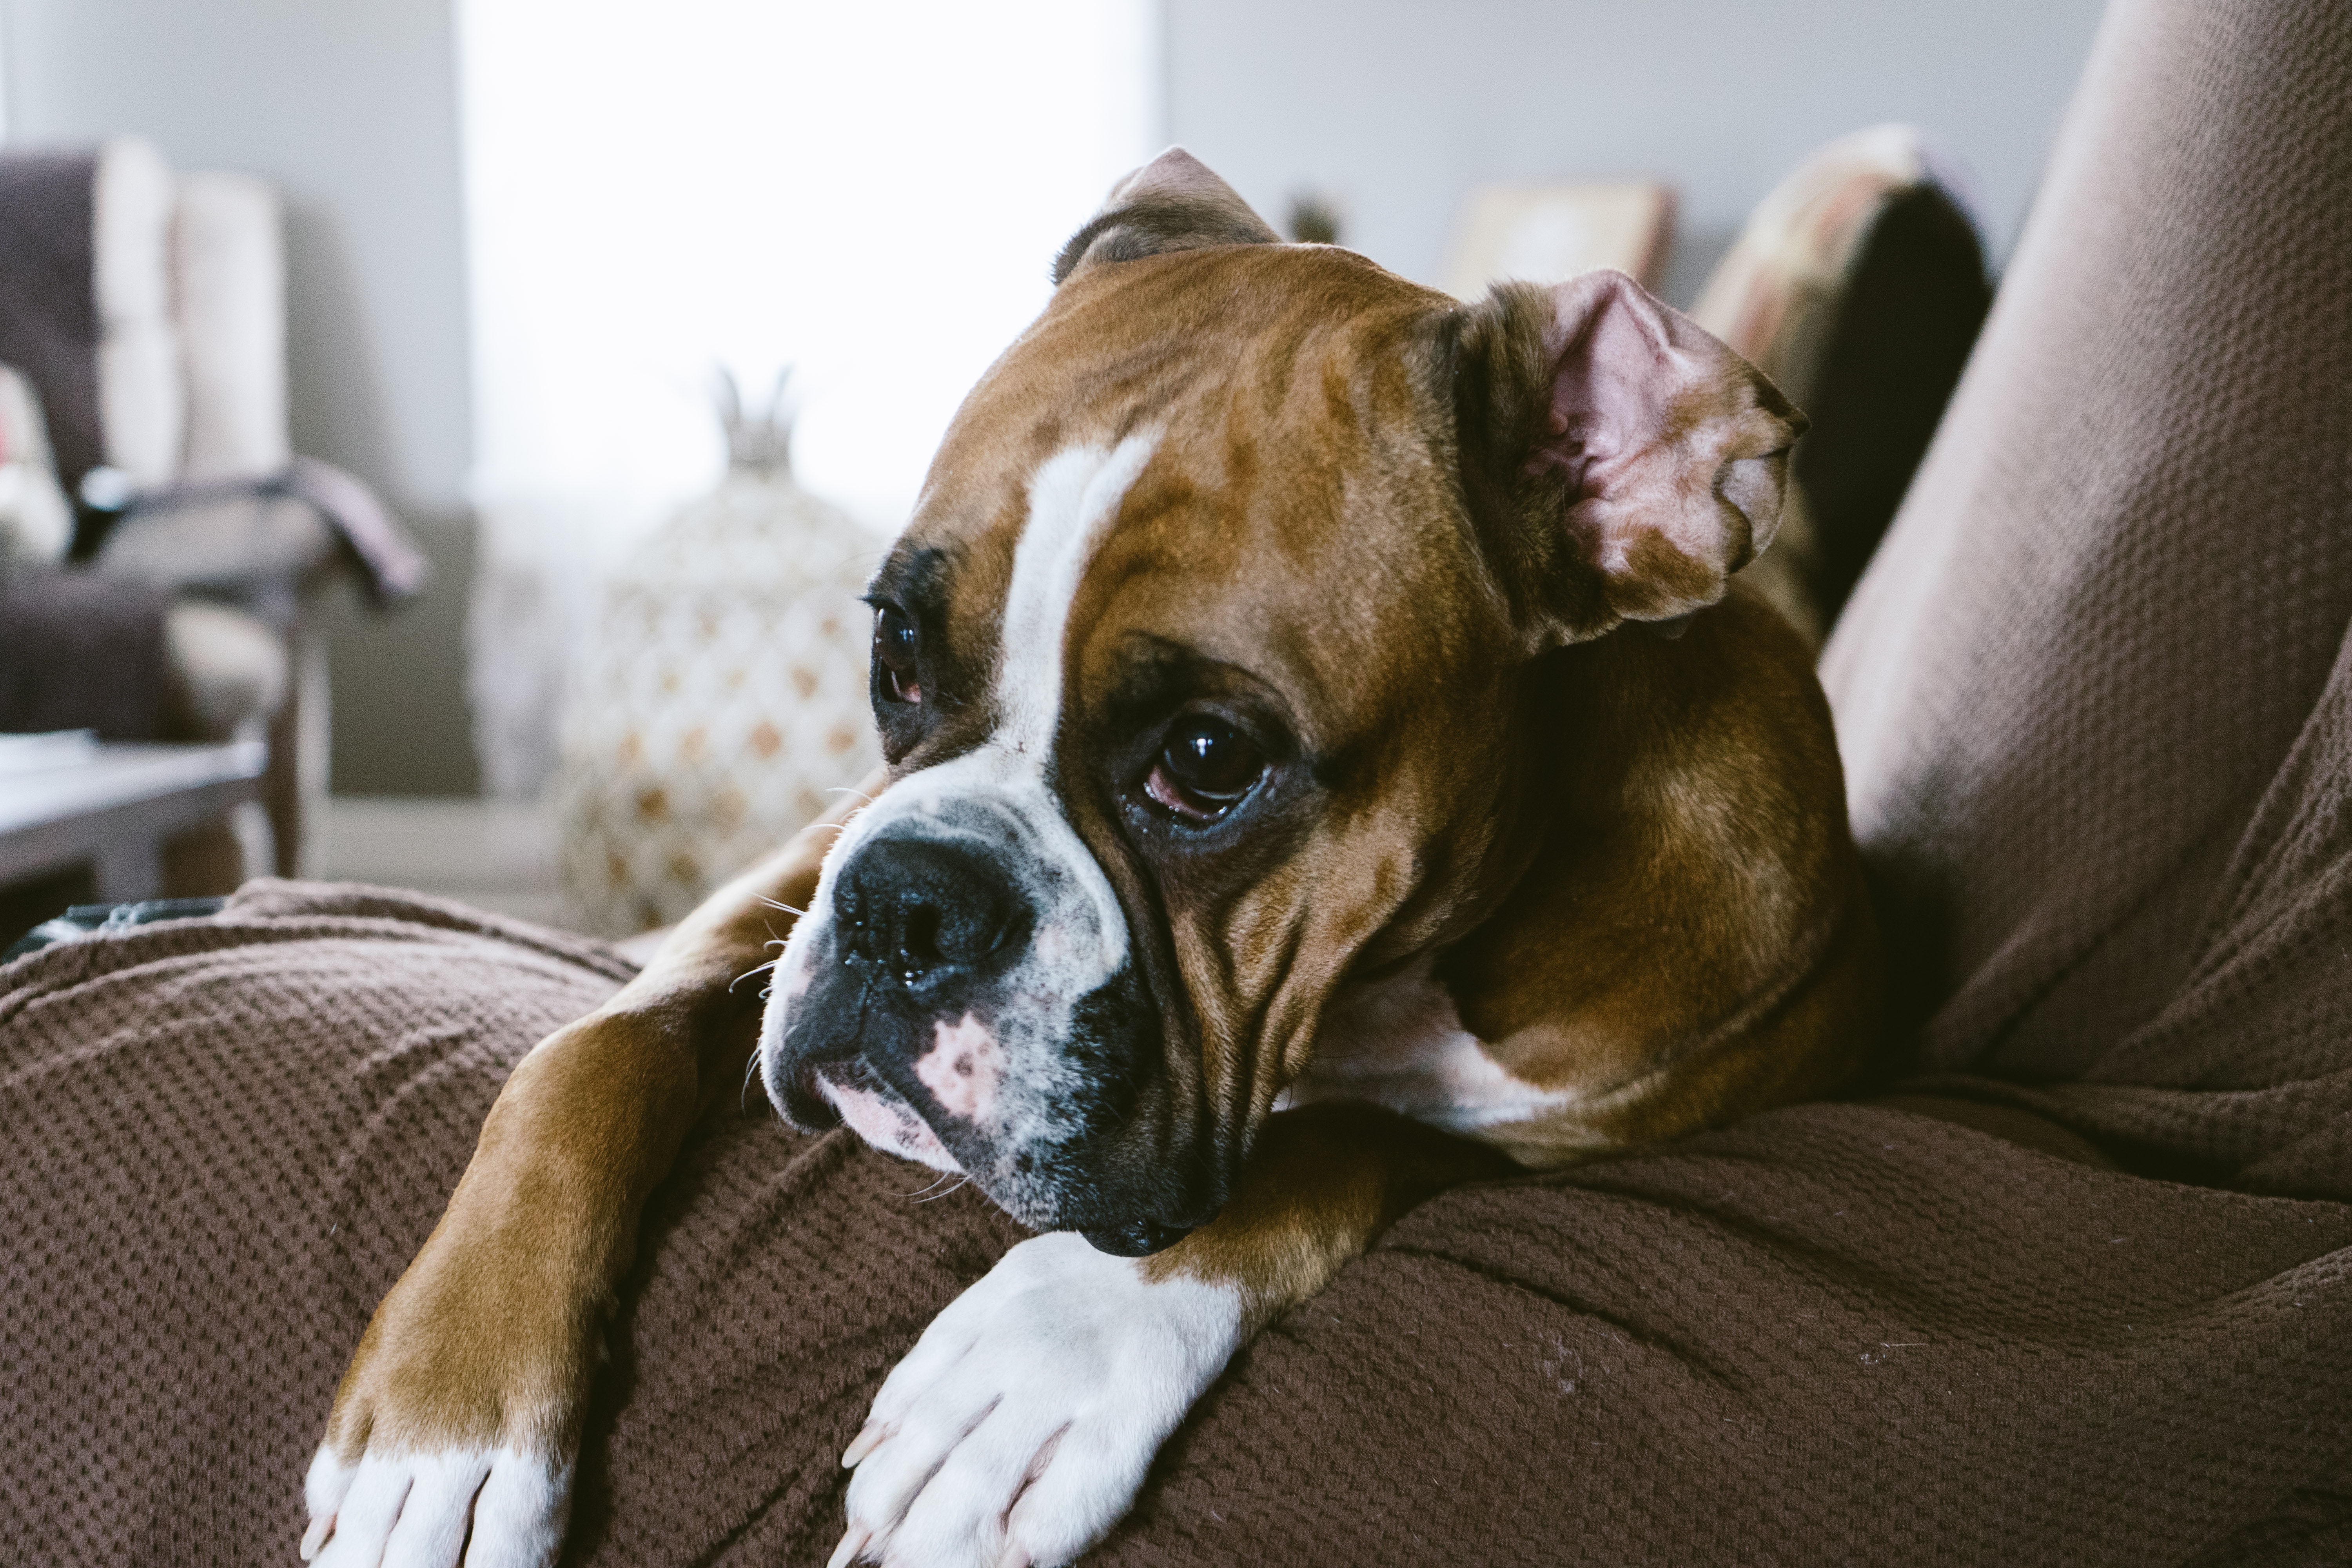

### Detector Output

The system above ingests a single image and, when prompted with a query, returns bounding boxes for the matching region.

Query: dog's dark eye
[1146,715,1265,822]
[873,604,921,704]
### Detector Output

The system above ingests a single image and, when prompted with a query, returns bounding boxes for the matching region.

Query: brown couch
[3,0,2347,1562]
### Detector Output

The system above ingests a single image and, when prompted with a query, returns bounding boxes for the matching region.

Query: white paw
[832,1232,1245,1568]
[302,1441,570,1568]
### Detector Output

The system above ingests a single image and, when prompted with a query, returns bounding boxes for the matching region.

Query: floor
[316,795,573,930]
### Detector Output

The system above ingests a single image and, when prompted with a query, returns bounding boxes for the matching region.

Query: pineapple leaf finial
[716,365,795,477]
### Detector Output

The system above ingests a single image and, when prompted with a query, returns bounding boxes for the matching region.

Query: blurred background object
[1162,0,2092,305]
[552,372,880,936]
[0,366,73,567]
[0,132,417,943]
[0,0,479,802]
[1285,191,1343,246]
[1440,182,1676,297]
[1688,125,1994,645]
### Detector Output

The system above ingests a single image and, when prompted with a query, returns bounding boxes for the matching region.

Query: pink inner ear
[1511,270,1798,632]
[1536,283,1677,504]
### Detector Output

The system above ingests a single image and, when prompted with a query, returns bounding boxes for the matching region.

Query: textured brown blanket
[4,0,2350,1562]
[1819,0,2352,1205]
[4,881,2345,1566]
[0,879,2343,1561]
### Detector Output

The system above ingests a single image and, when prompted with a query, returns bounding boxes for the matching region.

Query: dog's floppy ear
[1453,269,1806,645]
[1053,147,1281,285]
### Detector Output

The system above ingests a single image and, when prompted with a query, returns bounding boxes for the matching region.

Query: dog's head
[759,150,1800,1252]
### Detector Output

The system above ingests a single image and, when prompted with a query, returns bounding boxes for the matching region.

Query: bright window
[457,0,1160,793]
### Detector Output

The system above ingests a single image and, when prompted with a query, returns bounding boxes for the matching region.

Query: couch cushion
[0,563,172,739]
[0,150,103,508]
[1691,124,1991,644]
[0,362,77,569]
[174,170,291,482]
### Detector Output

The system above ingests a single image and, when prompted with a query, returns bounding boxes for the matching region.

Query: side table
[0,736,267,904]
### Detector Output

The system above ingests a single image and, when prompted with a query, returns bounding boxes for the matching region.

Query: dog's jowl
[303,149,1877,1568]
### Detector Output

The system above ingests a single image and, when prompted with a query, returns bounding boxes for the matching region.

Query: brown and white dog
[301,150,1877,1568]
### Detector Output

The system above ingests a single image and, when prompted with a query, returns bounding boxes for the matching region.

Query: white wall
[0,0,472,514]
[1163,0,2111,302]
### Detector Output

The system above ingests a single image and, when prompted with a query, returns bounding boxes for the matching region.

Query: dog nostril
[895,905,943,984]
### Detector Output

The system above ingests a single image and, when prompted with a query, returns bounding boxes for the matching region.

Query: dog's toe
[462,1452,572,1568]
[878,1399,1057,1568]
[302,1445,354,1560]
[378,1450,493,1568]
[841,1364,997,1562]
[1001,1422,1162,1568]
[310,1449,417,1567]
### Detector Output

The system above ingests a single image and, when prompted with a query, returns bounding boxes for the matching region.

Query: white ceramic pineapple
[555,371,882,935]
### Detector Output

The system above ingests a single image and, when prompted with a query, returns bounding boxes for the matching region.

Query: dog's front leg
[835,1103,1508,1568]
[301,777,881,1568]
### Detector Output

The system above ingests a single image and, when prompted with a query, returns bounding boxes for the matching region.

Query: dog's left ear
[1053,147,1281,285]
[1452,269,1806,645]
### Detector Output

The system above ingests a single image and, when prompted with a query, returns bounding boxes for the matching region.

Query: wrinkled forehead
[872,245,1474,733]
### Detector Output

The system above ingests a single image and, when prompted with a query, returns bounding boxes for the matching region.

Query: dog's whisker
[738,1048,767,1117]
[901,1170,958,1200]
[728,958,779,993]
[757,897,807,916]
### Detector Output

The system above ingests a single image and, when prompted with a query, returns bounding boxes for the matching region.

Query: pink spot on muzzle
[914,1012,1006,1123]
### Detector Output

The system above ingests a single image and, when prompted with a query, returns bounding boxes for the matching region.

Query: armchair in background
[0,136,423,893]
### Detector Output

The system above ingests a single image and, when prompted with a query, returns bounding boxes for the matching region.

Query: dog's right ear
[1053,147,1281,285]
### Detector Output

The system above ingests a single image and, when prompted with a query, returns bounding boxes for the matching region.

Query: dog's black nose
[1081,1218,1196,1257]
[837,837,1022,989]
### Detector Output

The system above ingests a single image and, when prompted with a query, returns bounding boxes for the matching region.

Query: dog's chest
[1277,954,1576,1135]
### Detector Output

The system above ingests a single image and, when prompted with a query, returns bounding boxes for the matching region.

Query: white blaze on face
[994,433,1161,760]
[760,435,1160,1172]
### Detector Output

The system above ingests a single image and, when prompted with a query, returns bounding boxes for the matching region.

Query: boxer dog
[302,150,1878,1568]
